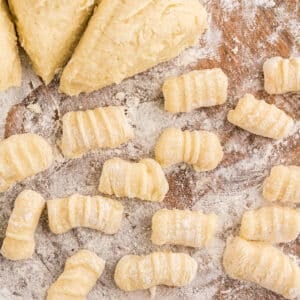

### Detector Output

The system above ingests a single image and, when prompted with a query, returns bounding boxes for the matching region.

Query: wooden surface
[0,1,299,299]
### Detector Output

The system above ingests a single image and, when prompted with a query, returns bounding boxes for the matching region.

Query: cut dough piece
[0,0,21,91]
[8,0,98,84]
[60,0,208,95]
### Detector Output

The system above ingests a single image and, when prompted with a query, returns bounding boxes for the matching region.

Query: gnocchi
[98,157,169,202]
[47,194,124,234]
[47,250,105,300]
[163,69,228,113]
[227,94,294,139]
[114,252,197,291]
[240,206,300,243]
[263,57,300,94]
[0,133,54,192]
[61,106,133,158]
[151,209,218,247]
[1,190,45,260]
[223,237,300,299]
[263,165,300,203]
[155,128,223,171]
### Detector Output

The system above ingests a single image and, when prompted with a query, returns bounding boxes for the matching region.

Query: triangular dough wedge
[0,0,21,91]
[60,0,208,95]
[8,0,99,84]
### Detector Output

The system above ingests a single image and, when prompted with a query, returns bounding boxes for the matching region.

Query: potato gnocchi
[114,252,197,291]
[263,165,300,203]
[47,194,124,234]
[1,190,45,260]
[155,128,223,171]
[61,106,133,158]
[0,133,54,192]
[151,209,218,247]
[47,250,105,300]
[227,94,294,139]
[223,237,300,299]
[98,157,169,202]
[163,69,228,113]
[263,56,300,94]
[240,206,300,243]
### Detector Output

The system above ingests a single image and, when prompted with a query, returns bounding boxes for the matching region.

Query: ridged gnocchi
[61,106,133,158]
[155,128,223,171]
[240,206,300,243]
[0,133,54,192]
[47,250,105,300]
[223,237,300,299]
[263,165,300,203]
[227,94,294,139]
[151,209,218,247]
[263,57,300,94]
[1,190,45,260]
[47,194,124,234]
[98,157,169,202]
[114,252,197,291]
[163,69,228,113]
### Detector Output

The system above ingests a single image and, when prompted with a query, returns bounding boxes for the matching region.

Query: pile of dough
[0,0,21,91]
[8,0,98,84]
[60,0,208,95]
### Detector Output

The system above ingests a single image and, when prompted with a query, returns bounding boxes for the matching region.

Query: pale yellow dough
[60,0,208,95]
[227,94,294,139]
[47,194,124,234]
[47,250,105,300]
[155,128,223,171]
[163,69,228,113]
[223,237,300,299]
[264,56,300,94]
[98,157,169,202]
[0,0,21,91]
[240,206,300,244]
[0,133,54,192]
[151,209,218,248]
[114,252,197,291]
[8,0,98,84]
[61,106,133,158]
[1,190,45,260]
[263,165,300,203]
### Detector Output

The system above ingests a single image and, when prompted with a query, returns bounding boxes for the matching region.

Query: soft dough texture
[8,0,98,84]
[60,0,208,95]
[47,250,105,300]
[0,0,21,91]
[114,252,197,291]
[1,190,45,260]
[223,237,300,299]
[0,133,54,192]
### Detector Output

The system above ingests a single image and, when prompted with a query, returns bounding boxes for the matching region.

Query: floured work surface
[0,1,299,299]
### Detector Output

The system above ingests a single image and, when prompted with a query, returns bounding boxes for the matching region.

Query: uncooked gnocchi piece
[0,133,54,192]
[227,94,294,139]
[114,252,197,291]
[155,128,223,171]
[1,190,45,260]
[98,157,169,202]
[61,106,133,158]
[163,69,228,113]
[263,165,300,203]
[0,0,21,91]
[240,206,300,243]
[47,250,105,300]
[60,0,207,95]
[151,209,218,247]
[263,57,300,94]
[47,194,124,234]
[223,237,300,299]
[8,0,97,84]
